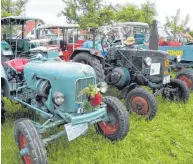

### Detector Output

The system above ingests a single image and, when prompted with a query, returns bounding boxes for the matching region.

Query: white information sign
[65,123,88,141]
[150,63,161,75]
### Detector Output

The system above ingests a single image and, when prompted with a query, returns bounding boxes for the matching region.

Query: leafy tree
[115,3,142,22]
[59,0,157,28]
[99,6,115,25]
[59,0,115,29]
[1,0,28,18]
[165,8,190,39]
[1,0,28,39]
[140,0,157,25]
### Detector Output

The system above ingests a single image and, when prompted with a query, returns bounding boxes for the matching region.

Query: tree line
[58,0,157,28]
[1,0,193,38]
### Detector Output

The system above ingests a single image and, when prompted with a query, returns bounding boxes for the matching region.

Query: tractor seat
[7,58,29,72]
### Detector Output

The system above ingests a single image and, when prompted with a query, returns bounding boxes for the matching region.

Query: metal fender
[119,83,138,99]
[1,64,10,97]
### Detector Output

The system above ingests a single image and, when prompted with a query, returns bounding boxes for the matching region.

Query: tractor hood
[24,60,96,113]
[24,60,96,87]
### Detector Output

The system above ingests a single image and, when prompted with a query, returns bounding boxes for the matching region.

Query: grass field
[2,90,193,164]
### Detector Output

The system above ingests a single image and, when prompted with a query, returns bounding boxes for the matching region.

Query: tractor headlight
[97,82,108,93]
[176,55,181,63]
[53,92,65,106]
[144,57,152,66]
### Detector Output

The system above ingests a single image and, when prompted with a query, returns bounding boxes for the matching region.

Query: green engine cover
[24,60,96,113]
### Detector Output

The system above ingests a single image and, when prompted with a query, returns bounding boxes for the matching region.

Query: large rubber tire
[176,70,193,91]
[95,96,129,141]
[14,118,48,164]
[166,79,190,103]
[73,52,105,82]
[1,89,5,123]
[126,88,157,120]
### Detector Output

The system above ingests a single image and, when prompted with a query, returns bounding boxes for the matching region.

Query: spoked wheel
[126,88,157,120]
[14,118,48,164]
[72,52,105,82]
[164,79,190,103]
[95,96,129,141]
[176,70,193,91]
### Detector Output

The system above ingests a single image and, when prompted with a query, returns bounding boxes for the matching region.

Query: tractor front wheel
[73,52,105,82]
[164,79,190,103]
[95,96,129,141]
[14,118,48,164]
[126,88,157,120]
[176,70,193,91]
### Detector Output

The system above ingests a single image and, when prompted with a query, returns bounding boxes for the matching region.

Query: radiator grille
[132,56,143,71]
[75,77,96,102]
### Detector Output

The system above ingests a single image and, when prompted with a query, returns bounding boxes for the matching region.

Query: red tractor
[35,24,86,61]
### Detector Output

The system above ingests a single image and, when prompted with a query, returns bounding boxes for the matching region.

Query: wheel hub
[131,96,149,115]
[19,133,33,164]
[98,107,118,135]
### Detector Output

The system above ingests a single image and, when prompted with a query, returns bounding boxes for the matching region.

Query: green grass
[2,92,193,164]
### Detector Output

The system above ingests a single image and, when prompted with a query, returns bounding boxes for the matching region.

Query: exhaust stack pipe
[149,20,159,50]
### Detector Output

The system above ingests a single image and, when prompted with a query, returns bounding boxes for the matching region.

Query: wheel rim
[178,75,192,89]
[98,107,119,135]
[131,96,149,115]
[19,133,33,164]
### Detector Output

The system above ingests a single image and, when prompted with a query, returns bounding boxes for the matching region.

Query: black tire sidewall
[73,52,105,82]
[168,79,190,102]
[95,96,129,141]
[14,118,48,164]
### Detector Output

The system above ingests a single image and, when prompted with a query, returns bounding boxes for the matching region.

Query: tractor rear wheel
[95,96,129,141]
[126,88,157,120]
[176,70,193,91]
[14,118,48,164]
[73,52,105,82]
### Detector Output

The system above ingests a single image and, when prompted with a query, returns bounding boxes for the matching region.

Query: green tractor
[1,41,14,62]
[1,16,44,57]
[1,47,129,163]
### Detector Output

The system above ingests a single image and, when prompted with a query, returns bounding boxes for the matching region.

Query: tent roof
[1,16,43,25]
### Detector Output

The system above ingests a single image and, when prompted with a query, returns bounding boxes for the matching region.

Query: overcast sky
[25,0,193,29]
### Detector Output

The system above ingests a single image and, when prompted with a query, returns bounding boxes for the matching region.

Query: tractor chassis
[11,94,109,157]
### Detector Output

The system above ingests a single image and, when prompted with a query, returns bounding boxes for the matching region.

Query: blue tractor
[1,46,130,163]
[142,24,193,69]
